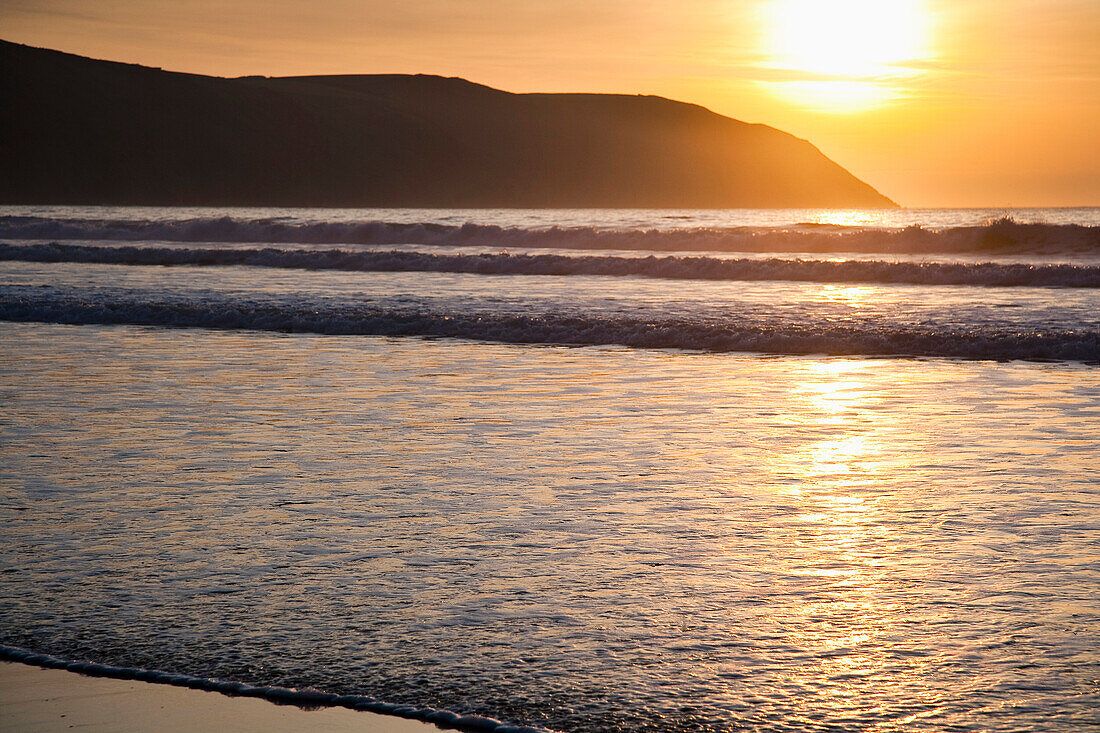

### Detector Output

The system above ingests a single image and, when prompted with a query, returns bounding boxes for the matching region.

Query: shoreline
[0,646,545,732]
[0,660,442,732]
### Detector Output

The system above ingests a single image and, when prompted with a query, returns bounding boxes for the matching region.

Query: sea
[1,206,1098,732]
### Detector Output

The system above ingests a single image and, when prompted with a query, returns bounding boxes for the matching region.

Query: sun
[767,0,928,77]
[763,0,930,111]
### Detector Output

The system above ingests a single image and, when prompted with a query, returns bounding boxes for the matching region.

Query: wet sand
[0,661,439,732]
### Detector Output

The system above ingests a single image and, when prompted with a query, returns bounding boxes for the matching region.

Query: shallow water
[2,206,1099,732]
[2,323,1098,732]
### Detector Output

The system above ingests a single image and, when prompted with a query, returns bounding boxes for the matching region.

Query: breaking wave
[2,242,1098,286]
[2,289,1096,362]
[2,215,1098,254]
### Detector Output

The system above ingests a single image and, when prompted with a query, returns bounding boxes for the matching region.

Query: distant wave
[2,242,1098,286]
[0,646,550,733]
[1,215,1098,254]
[3,289,1096,362]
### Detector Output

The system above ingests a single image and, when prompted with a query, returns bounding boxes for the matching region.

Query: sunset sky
[3,0,1097,207]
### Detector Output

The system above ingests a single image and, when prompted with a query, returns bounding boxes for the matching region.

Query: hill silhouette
[0,40,896,208]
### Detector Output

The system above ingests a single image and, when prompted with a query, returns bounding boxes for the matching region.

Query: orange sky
[3,0,1097,207]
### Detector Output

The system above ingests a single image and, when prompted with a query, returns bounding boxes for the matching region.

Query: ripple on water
[1,322,1098,732]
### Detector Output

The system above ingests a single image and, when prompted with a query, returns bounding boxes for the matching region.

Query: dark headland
[0,40,896,208]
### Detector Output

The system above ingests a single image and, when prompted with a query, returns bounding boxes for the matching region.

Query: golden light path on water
[770,359,944,727]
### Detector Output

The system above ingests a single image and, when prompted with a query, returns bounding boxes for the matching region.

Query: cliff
[0,40,897,208]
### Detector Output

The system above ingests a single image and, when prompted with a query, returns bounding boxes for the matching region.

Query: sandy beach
[0,661,439,732]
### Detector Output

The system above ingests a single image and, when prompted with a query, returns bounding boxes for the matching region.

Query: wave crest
[2,243,1098,286]
[2,215,1098,254]
[2,289,1096,362]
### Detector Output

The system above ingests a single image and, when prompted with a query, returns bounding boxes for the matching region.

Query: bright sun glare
[764,0,930,112]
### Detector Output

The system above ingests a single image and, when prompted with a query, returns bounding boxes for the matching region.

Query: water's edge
[0,646,552,733]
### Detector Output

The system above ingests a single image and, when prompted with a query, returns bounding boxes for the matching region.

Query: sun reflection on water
[764,359,947,721]
[817,284,876,309]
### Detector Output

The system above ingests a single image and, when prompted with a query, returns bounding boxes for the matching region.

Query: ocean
[1,206,1098,732]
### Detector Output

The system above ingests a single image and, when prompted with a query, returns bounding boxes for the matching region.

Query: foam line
[0,645,553,733]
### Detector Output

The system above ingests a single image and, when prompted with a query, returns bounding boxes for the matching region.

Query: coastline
[0,661,441,733]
